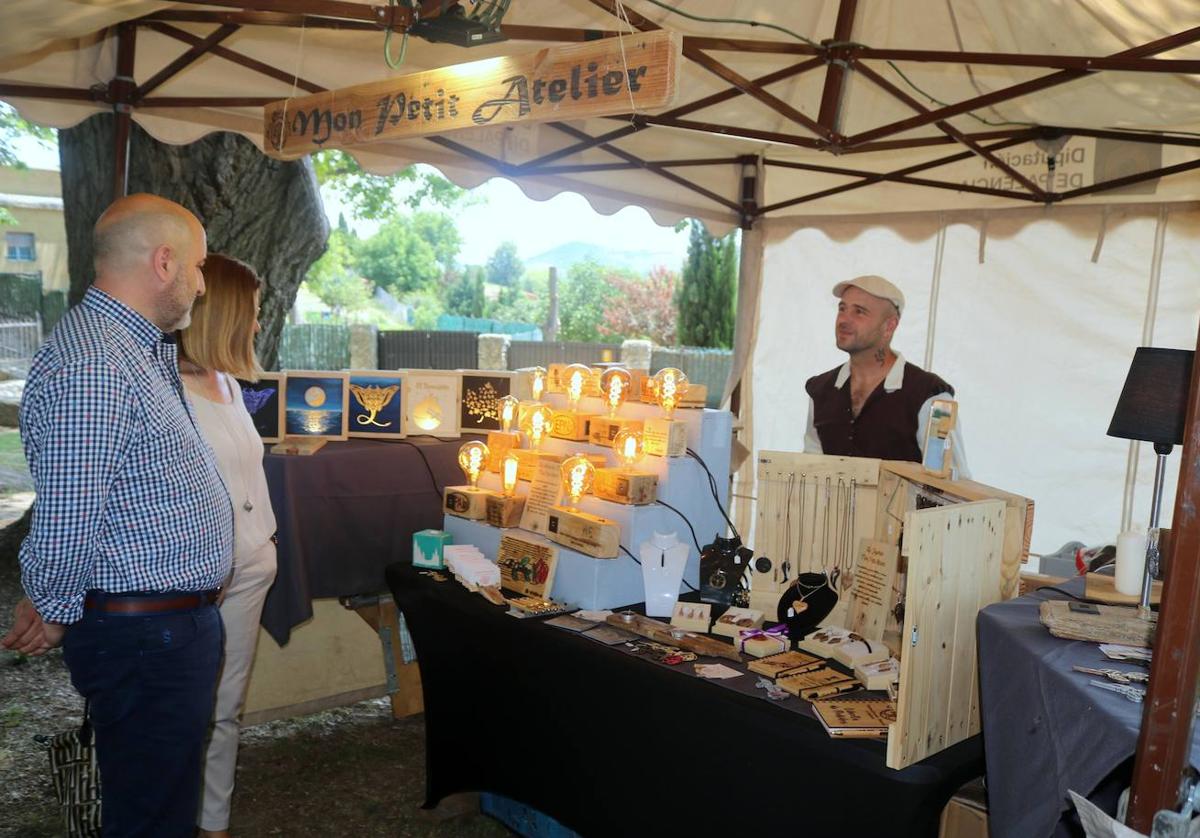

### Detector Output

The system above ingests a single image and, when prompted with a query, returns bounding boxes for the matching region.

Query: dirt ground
[0,498,512,837]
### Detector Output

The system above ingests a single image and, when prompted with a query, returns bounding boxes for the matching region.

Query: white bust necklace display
[640,531,690,617]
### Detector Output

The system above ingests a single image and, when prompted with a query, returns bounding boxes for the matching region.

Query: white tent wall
[749,204,1200,558]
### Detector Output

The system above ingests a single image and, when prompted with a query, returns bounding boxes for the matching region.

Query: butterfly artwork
[236,372,284,442]
[347,371,406,439]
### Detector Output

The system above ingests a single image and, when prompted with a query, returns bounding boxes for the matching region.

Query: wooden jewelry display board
[753,450,1033,770]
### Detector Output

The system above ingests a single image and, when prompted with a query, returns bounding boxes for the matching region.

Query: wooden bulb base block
[485,494,526,528]
[514,449,606,483]
[546,506,620,559]
[443,486,494,520]
[588,416,644,448]
[643,417,687,457]
[549,411,595,442]
[486,430,521,472]
[593,468,657,505]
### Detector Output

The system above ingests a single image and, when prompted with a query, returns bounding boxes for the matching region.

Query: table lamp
[1107,346,1194,618]
[589,366,644,448]
[593,428,658,505]
[644,367,690,457]
[551,363,596,441]
[444,440,494,520]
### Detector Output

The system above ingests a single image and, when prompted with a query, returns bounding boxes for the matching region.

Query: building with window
[0,166,67,291]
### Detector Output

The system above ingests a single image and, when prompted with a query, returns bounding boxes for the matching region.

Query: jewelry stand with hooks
[750,452,880,628]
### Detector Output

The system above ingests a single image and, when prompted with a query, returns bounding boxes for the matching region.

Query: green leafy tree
[445,268,485,317]
[558,258,626,343]
[675,220,738,348]
[485,241,523,287]
[411,211,460,272]
[355,219,442,296]
[486,269,548,326]
[0,104,56,224]
[303,229,371,319]
[313,151,468,220]
[598,265,678,345]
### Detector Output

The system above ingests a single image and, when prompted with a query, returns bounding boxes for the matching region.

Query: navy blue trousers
[62,602,223,837]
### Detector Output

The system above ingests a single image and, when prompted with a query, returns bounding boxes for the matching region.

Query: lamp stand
[1139,443,1172,620]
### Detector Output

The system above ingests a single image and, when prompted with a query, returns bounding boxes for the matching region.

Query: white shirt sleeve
[916,393,971,480]
[803,395,823,454]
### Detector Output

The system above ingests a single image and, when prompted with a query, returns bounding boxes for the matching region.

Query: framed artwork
[236,372,284,443]
[347,370,406,440]
[459,370,514,431]
[282,371,349,441]
[402,370,462,438]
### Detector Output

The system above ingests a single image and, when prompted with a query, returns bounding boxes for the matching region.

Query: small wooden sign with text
[847,539,900,642]
[264,30,680,159]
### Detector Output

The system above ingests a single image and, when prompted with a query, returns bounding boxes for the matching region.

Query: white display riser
[447,404,732,610]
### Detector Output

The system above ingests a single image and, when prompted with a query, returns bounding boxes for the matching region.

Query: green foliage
[303,230,372,317]
[411,211,461,271]
[486,269,548,326]
[312,151,468,221]
[598,265,678,346]
[409,289,445,329]
[558,258,627,343]
[675,220,738,348]
[445,268,486,317]
[485,241,523,287]
[355,219,442,296]
[0,104,55,224]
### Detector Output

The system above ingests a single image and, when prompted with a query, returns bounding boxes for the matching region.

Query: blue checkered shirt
[19,286,234,624]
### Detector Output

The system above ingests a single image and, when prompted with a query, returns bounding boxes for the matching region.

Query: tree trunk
[3,116,329,571]
[60,113,329,369]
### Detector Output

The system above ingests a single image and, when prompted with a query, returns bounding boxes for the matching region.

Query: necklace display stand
[640,531,689,617]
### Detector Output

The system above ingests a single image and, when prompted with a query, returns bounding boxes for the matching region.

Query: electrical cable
[655,499,703,554]
[394,438,442,494]
[686,448,741,542]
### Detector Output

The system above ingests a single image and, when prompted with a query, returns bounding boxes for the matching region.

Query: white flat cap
[832,275,905,316]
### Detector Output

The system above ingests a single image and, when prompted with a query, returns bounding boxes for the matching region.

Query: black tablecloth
[386,563,983,838]
[260,438,467,644]
[978,578,1200,838]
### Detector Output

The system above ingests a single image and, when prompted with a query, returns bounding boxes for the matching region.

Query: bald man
[2,194,234,837]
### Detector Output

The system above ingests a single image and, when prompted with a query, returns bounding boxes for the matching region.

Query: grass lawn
[0,428,24,470]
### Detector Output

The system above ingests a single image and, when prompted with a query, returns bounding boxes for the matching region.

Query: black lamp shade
[1107,347,1194,446]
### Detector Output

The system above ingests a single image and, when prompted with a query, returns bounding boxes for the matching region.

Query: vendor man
[803,274,970,478]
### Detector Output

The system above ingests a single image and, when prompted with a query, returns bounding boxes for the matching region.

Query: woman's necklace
[192,370,255,513]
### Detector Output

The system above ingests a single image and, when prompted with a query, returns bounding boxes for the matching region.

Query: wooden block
[711,607,764,638]
[549,410,594,441]
[638,377,706,408]
[606,611,741,662]
[776,666,859,700]
[271,437,328,456]
[1038,599,1155,647]
[737,629,788,658]
[747,650,824,679]
[443,486,492,520]
[587,416,644,448]
[643,417,687,457]
[497,534,558,599]
[593,468,657,505]
[485,494,525,528]
[1085,571,1162,605]
[548,364,603,397]
[855,656,900,691]
[485,430,521,472]
[513,448,605,483]
[670,602,712,633]
[546,506,620,558]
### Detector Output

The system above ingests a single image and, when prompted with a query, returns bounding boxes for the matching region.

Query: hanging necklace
[194,371,256,513]
[787,575,826,616]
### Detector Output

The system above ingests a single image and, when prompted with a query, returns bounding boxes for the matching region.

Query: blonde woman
[178,253,278,838]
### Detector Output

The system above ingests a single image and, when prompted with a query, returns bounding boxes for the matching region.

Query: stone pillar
[349,323,378,370]
[478,333,511,370]
[621,339,653,371]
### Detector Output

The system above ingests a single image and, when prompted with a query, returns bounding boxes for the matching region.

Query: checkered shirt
[19,286,234,624]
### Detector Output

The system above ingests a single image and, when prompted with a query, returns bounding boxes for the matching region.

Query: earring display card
[670,602,712,633]
[711,606,764,639]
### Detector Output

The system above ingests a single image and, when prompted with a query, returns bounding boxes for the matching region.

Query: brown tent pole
[1127,316,1200,830]
[111,23,137,200]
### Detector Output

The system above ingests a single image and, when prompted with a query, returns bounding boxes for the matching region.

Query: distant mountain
[524,241,683,275]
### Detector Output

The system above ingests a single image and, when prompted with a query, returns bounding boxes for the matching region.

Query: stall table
[978,578,1200,838]
[386,563,983,838]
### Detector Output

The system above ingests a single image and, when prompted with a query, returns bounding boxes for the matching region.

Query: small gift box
[737,624,789,658]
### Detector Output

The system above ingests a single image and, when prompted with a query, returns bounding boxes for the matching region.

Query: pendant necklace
[788,575,826,616]
[210,372,254,512]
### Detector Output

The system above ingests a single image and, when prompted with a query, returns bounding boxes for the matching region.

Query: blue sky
[16,138,688,268]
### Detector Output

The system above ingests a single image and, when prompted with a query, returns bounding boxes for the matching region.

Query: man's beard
[160,267,195,331]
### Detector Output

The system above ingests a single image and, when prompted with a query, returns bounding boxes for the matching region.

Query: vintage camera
[700,534,753,608]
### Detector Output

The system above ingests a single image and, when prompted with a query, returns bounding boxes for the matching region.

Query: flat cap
[832,275,904,316]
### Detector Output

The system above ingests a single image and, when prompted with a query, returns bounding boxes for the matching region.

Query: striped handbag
[42,702,101,837]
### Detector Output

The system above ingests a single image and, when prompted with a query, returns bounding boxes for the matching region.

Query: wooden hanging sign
[264,29,680,159]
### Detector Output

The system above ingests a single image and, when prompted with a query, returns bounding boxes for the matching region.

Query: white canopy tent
[2,0,1200,554]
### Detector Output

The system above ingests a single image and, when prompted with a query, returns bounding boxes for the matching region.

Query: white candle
[1115,530,1149,596]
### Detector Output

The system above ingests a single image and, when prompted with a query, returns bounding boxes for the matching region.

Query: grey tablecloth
[978,578,1200,838]
[259,437,468,644]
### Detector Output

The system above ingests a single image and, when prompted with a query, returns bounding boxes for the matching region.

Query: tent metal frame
[3,2,1200,825]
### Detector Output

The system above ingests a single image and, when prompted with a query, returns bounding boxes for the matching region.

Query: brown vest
[805,360,954,463]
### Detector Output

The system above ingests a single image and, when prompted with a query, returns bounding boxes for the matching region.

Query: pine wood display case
[753,451,1033,770]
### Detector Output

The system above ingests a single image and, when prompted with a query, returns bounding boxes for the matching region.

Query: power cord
[686,448,741,542]
[619,544,699,594]
[654,499,703,554]
[394,438,442,494]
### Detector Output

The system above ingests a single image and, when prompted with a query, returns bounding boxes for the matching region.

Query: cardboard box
[412,529,453,569]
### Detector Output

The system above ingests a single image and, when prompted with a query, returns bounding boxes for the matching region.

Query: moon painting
[283,372,349,440]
